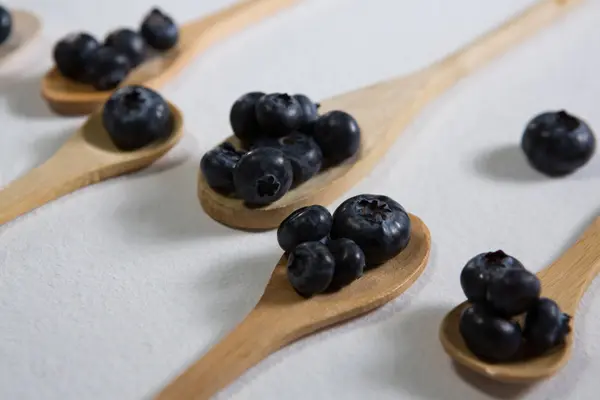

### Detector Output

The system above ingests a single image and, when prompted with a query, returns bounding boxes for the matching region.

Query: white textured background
[1,0,600,399]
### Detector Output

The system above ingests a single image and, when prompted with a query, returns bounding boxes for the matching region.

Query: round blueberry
[105,28,147,68]
[89,46,131,91]
[140,8,178,51]
[255,93,304,138]
[53,32,100,82]
[312,110,360,165]
[229,91,265,146]
[277,205,332,253]
[486,269,541,317]
[233,148,293,206]
[326,238,365,291]
[460,250,524,304]
[330,194,411,268]
[0,6,12,45]
[201,142,244,195]
[459,303,522,363]
[102,85,173,151]
[287,241,335,298]
[523,298,571,355]
[521,110,596,177]
[293,94,319,128]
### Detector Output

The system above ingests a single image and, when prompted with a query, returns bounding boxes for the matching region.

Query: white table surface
[1,0,600,399]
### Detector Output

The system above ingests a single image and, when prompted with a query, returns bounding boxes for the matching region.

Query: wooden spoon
[440,216,600,383]
[156,213,430,400]
[198,0,583,231]
[0,102,184,225]
[40,0,300,116]
[0,10,42,66]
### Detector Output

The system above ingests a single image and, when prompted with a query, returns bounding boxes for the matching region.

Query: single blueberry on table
[330,194,411,268]
[460,250,524,304]
[521,110,596,177]
[140,8,179,51]
[523,298,571,355]
[0,5,12,45]
[287,241,335,298]
[233,147,293,206]
[312,110,361,165]
[105,28,147,68]
[293,93,319,128]
[326,238,365,291]
[486,268,541,317]
[277,205,332,253]
[255,93,304,138]
[89,46,131,90]
[459,303,522,363]
[53,32,100,82]
[229,91,265,146]
[102,85,173,151]
[201,142,245,195]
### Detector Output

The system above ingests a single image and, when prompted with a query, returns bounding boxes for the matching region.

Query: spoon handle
[537,217,600,315]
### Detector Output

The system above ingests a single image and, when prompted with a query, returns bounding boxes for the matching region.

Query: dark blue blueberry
[229,91,265,146]
[102,85,173,151]
[287,241,335,298]
[140,8,178,51]
[255,93,303,138]
[53,32,100,83]
[233,148,293,206]
[277,205,332,253]
[293,94,319,129]
[312,110,360,165]
[201,143,244,195]
[89,46,131,90]
[330,194,411,268]
[459,303,522,363]
[0,6,12,45]
[523,298,571,355]
[521,110,596,177]
[460,250,524,304]
[105,28,147,68]
[326,238,365,291]
[486,269,541,317]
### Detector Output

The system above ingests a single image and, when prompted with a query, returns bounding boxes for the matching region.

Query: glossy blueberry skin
[287,241,335,298]
[0,6,12,45]
[312,110,361,165]
[460,250,524,303]
[330,194,411,268]
[140,8,179,51]
[326,238,365,291]
[486,268,541,317]
[233,148,293,206]
[255,93,304,138]
[252,133,322,186]
[459,303,522,363]
[201,142,244,195]
[521,110,596,177]
[53,32,100,82]
[277,205,332,253]
[105,28,147,68]
[293,94,319,129]
[229,91,265,146]
[89,46,131,90]
[102,85,173,151]
[524,298,571,355]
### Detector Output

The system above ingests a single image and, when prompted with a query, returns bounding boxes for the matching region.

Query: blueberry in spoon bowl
[105,28,147,68]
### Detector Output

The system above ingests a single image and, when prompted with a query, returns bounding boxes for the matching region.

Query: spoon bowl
[0,10,41,65]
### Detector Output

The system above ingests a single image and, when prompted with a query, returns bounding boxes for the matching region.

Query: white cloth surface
[1,0,600,399]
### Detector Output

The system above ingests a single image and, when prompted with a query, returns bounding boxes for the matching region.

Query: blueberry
[233,148,293,206]
[326,238,365,291]
[89,46,131,90]
[105,28,147,68]
[252,133,322,186]
[53,32,100,82]
[293,94,319,129]
[140,8,178,51]
[486,269,541,317]
[330,194,411,268]
[277,205,332,253]
[460,250,524,304]
[521,110,596,177]
[102,85,173,151]
[229,92,265,146]
[459,304,522,363]
[523,298,571,355]
[255,93,303,137]
[287,241,335,298]
[0,6,12,45]
[312,110,360,165]
[201,143,244,195]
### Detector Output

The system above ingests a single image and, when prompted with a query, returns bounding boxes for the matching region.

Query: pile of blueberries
[53,8,179,90]
[201,92,361,206]
[277,194,411,297]
[459,250,571,362]
[0,5,12,46]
